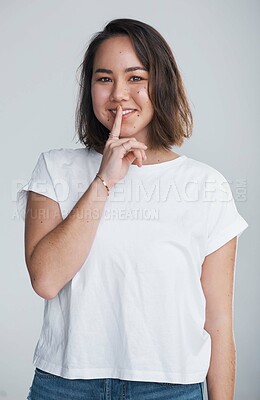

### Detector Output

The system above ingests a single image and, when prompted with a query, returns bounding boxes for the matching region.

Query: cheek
[91,86,110,113]
[136,88,153,115]
[136,87,151,103]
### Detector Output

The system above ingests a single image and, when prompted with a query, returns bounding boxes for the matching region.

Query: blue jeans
[27,368,204,399]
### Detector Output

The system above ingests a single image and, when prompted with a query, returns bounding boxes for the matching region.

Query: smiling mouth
[110,109,136,116]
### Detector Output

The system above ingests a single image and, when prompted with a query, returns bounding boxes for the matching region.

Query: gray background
[1,0,259,399]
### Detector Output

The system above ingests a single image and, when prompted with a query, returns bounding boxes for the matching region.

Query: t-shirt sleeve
[17,152,58,221]
[205,171,248,256]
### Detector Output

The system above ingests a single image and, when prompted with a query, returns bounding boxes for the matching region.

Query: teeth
[111,109,135,115]
[123,110,134,115]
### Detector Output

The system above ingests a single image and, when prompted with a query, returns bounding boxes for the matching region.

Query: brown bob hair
[75,18,193,153]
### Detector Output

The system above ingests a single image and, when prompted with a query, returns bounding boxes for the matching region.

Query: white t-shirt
[17,148,248,384]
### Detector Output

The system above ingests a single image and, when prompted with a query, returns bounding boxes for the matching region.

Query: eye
[97,77,111,82]
[129,76,144,82]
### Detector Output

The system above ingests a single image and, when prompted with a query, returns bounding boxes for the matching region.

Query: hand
[96,105,148,189]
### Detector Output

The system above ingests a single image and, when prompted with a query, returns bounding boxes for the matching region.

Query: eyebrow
[94,66,147,74]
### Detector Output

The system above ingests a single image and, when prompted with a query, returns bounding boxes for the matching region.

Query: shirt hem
[33,356,207,384]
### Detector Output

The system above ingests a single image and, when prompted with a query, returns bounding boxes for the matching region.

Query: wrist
[93,174,110,198]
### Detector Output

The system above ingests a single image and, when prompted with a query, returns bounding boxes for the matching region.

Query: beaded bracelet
[95,174,110,196]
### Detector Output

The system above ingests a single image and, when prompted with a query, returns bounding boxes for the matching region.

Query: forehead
[93,36,142,68]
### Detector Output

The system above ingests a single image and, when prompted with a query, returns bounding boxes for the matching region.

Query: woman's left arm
[201,236,238,400]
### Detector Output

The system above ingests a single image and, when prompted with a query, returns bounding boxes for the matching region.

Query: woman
[18,18,248,400]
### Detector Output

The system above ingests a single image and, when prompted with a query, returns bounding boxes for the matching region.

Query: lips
[110,108,136,116]
[109,108,137,120]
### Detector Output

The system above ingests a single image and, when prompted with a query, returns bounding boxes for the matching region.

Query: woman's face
[91,36,154,144]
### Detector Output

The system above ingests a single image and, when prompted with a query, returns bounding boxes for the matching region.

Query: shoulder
[184,156,229,183]
[39,147,93,172]
[182,156,233,202]
[41,147,87,163]
[38,147,101,184]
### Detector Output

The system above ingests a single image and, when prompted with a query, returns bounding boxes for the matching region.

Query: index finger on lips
[110,105,122,139]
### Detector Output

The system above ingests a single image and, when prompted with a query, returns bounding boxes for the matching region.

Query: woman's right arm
[25,177,108,300]
[25,106,147,300]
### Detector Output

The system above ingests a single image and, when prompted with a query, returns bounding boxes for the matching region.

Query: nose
[109,79,130,102]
